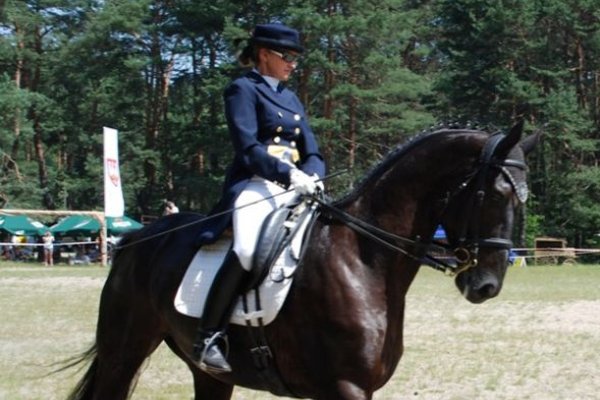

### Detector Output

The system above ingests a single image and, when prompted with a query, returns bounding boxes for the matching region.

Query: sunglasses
[269,49,300,64]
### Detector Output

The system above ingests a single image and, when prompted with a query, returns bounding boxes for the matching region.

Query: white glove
[289,169,318,196]
[313,174,324,192]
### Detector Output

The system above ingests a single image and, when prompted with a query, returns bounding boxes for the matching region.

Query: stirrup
[196,332,231,373]
[203,332,229,356]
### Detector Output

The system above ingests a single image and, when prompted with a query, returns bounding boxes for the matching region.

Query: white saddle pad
[174,204,313,326]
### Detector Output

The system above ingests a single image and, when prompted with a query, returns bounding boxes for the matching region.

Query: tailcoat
[197,71,325,245]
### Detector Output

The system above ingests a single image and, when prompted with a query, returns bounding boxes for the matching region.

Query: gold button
[273,136,281,143]
[290,141,297,148]
[276,126,283,133]
[294,127,301,135]
[294,114,301,121]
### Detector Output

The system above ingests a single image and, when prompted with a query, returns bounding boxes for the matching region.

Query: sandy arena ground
[1,266,598,399]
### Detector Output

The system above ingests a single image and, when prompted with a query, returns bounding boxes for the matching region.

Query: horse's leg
[164,336,234,400]
[88,284,165,399]
[333,381,373,400]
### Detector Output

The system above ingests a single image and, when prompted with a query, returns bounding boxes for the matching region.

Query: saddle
[245,197,317,291]
[174,198,319,326]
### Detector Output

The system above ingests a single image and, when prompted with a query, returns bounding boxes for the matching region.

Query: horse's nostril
[478,282,498,298]
[457,272,501,303]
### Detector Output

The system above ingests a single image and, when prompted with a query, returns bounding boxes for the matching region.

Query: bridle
[315,132,528,276]
[440,132,528,275]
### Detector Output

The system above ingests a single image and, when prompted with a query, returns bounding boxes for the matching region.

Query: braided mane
[333,127,492,206]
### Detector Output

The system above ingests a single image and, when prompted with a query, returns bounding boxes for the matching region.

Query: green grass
[1,262,598,399]
[501,264,600,301]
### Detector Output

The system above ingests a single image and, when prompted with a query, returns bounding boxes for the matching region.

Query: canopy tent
[106,215,143,235]
[0,215,48,236]
[50,215,143,236]
[50,215,100,236]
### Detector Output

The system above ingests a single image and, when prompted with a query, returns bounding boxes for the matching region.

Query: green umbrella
[106,216,143,235]
[50,215,143,236]
[50,215,100,236]
[0,215,48,236]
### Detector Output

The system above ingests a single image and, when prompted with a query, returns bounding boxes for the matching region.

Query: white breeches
[233,176,296,271]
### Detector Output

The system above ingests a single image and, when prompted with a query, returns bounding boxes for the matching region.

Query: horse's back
[104,213,205,314]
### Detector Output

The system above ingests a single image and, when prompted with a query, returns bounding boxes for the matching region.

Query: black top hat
[250,23,304,53]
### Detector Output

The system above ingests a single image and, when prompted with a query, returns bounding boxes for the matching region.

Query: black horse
[67,122,537,400]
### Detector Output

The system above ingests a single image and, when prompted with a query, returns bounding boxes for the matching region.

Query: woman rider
[192,22,326,374]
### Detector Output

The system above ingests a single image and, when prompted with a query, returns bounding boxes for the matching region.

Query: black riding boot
[192,250,248,373]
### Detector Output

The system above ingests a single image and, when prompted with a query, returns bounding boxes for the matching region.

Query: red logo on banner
[106,158,120,186]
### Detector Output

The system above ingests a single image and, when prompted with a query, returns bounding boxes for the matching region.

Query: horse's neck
[333,133,483,297]
[354,132,483,238]
[315,136,481,367]
[292,133,485,376]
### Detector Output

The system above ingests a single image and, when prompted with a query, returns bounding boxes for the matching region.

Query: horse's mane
[333,127,491,207]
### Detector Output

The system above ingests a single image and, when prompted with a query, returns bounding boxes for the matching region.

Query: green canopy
[0,215,48,236]
[50,215,100,236]
[50,215,143,236]
[106,216,143,235]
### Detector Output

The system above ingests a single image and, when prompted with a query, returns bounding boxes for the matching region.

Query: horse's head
[441,121,538,303]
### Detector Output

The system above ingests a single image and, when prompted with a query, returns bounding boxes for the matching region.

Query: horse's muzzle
[455,269,501,304]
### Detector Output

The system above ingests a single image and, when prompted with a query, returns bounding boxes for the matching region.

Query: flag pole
[103,127,125,266]
[99,214,107,266]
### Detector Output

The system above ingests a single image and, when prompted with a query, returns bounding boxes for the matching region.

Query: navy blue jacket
[197,71,325,245]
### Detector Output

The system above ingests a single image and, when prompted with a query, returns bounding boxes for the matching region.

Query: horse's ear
[520,132,540,155]
[493,120,524,159]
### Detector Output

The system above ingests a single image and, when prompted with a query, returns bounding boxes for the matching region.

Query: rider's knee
[232,247,253,271]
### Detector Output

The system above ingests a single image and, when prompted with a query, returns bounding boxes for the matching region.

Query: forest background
[1,0,600,252]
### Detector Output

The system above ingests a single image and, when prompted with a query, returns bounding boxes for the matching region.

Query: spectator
[42,231,55,266]
[164,201,179,215]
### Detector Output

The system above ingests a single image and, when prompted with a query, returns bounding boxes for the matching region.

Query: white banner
[103,127,125,217]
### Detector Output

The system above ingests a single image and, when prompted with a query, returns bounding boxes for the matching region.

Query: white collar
[254,69,280,91]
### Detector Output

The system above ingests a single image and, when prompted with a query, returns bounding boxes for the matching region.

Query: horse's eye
[489,191,507,204]
[491,176,514,202]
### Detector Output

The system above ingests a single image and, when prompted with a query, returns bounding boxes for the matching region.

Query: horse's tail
[62,344,98,400]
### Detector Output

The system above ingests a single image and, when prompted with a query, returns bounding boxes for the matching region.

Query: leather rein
[314,132,528,276]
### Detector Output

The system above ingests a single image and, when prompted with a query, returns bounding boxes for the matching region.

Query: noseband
[315,131,528,277]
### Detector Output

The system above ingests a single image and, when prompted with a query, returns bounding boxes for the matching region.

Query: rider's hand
[289,169,318,196]
[313,174,324,193]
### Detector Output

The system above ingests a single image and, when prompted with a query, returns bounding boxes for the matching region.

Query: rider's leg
[192,178,293,373]
[233,177,296,270]
[192,249,248,373]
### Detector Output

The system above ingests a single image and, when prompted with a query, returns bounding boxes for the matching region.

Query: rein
[315,197,459,275]
[315,132,528,276]
[114,135,526,278]
[315,198,431,261]
[114,171,349,250]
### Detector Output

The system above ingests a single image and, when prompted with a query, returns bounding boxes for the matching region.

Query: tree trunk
[320,0,337,163]
[575,38,587,109]
[10,22,24,164]
[348,75,357,170]
[31,24,54,209]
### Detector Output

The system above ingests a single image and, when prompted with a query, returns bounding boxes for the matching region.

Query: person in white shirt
[42,231,55,266]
